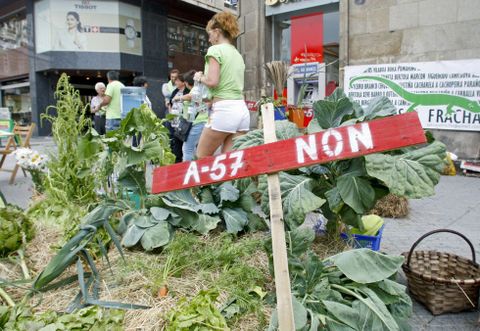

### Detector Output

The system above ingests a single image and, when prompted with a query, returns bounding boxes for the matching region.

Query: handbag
[173,117,193,142]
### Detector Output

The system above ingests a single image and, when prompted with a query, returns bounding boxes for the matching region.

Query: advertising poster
[34,0,142,55]
[344,60,480,131]
[290,12,323,64]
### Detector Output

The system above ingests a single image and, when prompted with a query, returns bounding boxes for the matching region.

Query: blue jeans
[182,122,205,161]
[105,118,121,132]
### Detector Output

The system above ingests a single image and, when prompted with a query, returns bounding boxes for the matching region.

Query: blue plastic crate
[340,224,385,251]
[274,106,287,120]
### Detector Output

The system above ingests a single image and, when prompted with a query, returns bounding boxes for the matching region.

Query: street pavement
[1,136,479,330]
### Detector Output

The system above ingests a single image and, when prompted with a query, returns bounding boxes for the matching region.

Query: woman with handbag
[193,11,249,158]
[167,75,190,162]
[172,70,209,161]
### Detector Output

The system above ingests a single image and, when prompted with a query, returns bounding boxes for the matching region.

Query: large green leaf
[278,172,326,229]
[232,129,264,150]
[77,134,102,160]
[337,175,375,214]
[352,300,386,331]
[167,208,197,228]
[133,215,157,228]
[311,89,354,129]
[162,190,219,214]
[221,208,248,234]
[150,207,175,221]
[121,224,145,247]
[214,182,240,205]
[275,120,302,141]
[362,96,397,120]
[287,227,315,257]
[322,300,359,329]
[292,296,308,330]
[329,249,404,284]
[325,187,344,214]
[117,168,146,195]
[232,120,300,150]
[140,221,173,251]
[365,141,446,198]
[192,214,221,235]
[358,287,401,331]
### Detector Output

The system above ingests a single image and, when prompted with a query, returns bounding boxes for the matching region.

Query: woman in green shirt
[194,11,249,158]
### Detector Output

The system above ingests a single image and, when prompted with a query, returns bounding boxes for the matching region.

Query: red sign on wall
[151,113,426,193]
[290,12,324,64]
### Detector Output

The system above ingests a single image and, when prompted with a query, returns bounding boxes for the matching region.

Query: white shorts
[206,100,250,133]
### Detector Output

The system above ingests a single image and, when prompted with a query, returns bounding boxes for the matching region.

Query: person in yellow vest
[194,11,249,158]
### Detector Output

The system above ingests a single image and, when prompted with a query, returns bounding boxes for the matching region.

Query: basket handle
[406,229,476,269]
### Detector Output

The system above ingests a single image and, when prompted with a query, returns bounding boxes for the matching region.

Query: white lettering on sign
[296,135,318,164]
[229,151,244,176]
[183,161,200,185]
[322,129,344,157]
[347,123,373,152]
[210,154,227,180]
[182,150,245,186]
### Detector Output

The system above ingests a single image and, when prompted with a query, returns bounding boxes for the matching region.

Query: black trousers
[164,121,183,163]
[94,115,106,135]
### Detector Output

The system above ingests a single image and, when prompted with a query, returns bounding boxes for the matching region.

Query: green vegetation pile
[0,84,449,330]
[0,205,34,257]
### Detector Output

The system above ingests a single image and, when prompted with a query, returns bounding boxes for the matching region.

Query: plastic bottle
[190,80,203,104]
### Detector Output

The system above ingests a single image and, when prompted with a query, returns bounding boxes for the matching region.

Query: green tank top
[204,43,245,100]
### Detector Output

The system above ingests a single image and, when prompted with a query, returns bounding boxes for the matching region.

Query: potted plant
[264,61,290,120]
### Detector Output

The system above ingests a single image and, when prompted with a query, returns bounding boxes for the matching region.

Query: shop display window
[0,14,28,51]
[1,84,31,125]
[167,18,209,56]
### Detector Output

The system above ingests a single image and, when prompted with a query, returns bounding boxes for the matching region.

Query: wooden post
[262,103,295,331]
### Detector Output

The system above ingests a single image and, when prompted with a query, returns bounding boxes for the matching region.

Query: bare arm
[99,95,112,107]
[172,93,192,102]
[195,57,220,88]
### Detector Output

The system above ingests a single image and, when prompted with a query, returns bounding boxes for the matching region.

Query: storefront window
[1,83,31,125]
[0,14,28,50]
[167,18,209,72]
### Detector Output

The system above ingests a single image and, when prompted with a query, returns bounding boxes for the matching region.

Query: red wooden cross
[152,112,426,194]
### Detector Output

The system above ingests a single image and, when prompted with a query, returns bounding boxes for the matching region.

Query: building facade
[340,0,480,160]
[257,0,479,160]
[0,0,238,135]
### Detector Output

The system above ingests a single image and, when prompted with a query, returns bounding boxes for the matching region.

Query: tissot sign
[345,60,480,131]
[34,0,142,55]
[152,113,426,193]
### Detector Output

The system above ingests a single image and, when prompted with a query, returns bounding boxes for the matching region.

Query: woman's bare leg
[196,127,231,158]
[221,131,247,153]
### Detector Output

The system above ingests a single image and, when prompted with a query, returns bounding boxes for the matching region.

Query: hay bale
[370,194,409,218]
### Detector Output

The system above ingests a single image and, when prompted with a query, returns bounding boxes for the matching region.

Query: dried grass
[312,233,351,260]
[1,218,354,330]
[10,227,272,330]
[369,193,409,218]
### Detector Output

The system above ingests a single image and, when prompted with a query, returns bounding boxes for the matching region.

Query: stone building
[0,0,237,135]
[340,0,480,160]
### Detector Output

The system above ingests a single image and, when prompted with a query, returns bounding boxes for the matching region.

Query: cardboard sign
[152,112,426,193]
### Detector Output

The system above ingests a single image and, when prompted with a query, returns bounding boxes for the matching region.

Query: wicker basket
[402,229,480,315]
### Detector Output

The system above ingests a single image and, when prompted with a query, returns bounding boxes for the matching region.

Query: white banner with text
[344,60,480,131]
